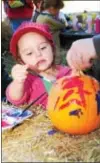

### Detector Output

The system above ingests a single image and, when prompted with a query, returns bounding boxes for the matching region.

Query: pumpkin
[47,74,100,135]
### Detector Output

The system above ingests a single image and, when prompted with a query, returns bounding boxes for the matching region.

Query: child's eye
[40,46,47,50]
[26,52,32,56]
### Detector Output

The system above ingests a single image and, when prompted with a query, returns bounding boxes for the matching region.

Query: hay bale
[2,104,100,162]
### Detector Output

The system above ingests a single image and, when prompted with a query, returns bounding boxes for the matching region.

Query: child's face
[49,7,60,16]
[17,32,54,71]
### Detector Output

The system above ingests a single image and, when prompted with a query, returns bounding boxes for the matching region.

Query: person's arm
[5,64,31,106]
[66,38,97,70]
[47,16,66,30]
[6,74,35,106]
[93,34,100,58]
[37,15,66,31]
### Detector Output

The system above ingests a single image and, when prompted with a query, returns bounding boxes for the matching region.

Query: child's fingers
[15,73,27,78]
[18,75,27,80]
[17,69,28,75]
[12,70,28,78]
[24,64,30,70]
[13,65,29,74]
[12,67,28,81]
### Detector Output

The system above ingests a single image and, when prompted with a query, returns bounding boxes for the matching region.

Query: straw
[21,92,46,115]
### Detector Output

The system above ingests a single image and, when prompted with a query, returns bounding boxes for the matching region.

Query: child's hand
[11,64,29,83]
[66,38,97,70]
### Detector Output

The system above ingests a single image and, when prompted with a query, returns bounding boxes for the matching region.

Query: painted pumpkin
[47,75,100,135]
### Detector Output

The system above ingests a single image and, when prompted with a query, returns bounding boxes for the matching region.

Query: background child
[56,11,68,27]
[36,0,66,64]
[3,0,34,32]
[6,22,71,109]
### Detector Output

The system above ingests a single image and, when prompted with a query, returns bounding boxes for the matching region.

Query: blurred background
[2,1,100,21]
[61,1,100,13]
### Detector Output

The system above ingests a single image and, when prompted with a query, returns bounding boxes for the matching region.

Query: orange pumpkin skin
[47,75,100,135]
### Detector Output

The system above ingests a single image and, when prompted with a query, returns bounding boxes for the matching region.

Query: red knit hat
[10,22,54,58]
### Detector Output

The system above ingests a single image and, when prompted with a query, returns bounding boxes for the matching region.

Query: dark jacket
[93,34,100,58]
[1,58,12,98]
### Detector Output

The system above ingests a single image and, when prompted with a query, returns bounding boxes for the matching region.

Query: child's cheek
[29,64,36,69]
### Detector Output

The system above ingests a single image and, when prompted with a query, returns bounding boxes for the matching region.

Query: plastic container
[94,15,100,34]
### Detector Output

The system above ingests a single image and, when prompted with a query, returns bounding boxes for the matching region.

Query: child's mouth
[28,60,46,72]
[37,59,46,66]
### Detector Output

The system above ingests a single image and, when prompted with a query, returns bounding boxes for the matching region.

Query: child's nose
[35,49,42,57]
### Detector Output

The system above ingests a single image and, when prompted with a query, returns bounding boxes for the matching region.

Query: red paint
[2,121,10,127]
[59,77,92,110]
[63,90,74,101]
[90,78,97,92]
[62,77,80,87]
[62,77,83,90]
[81,90,91,95]
[54,96,60,110]
[60,99,82,110]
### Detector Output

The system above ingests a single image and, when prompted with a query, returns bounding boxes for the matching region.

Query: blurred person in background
[36,0,66,64]
[3,0,34,32]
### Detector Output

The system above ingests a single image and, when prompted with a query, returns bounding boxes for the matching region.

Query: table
[60,29,96,49]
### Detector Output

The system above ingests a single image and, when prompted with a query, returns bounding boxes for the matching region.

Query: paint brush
[12,91,46,129]
[27,69,43,78]
[20,91,46,115]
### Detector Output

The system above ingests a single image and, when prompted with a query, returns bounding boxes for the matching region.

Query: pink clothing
[6,74,48,108]
[6,66,71,109]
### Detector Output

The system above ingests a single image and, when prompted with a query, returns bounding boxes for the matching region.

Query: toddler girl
[6,22,72,109]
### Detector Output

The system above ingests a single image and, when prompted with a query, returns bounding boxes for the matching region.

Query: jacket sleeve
[93,34,100,58]
[46,16,66,30]
[6,85,30,106]
[6,75,33,106]
[37,15,66,31]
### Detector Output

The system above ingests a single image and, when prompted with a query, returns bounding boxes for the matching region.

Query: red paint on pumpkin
[62,77,91,108]
[54,96,60,110]
[60,99,82,110]
[63,90,74,101]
